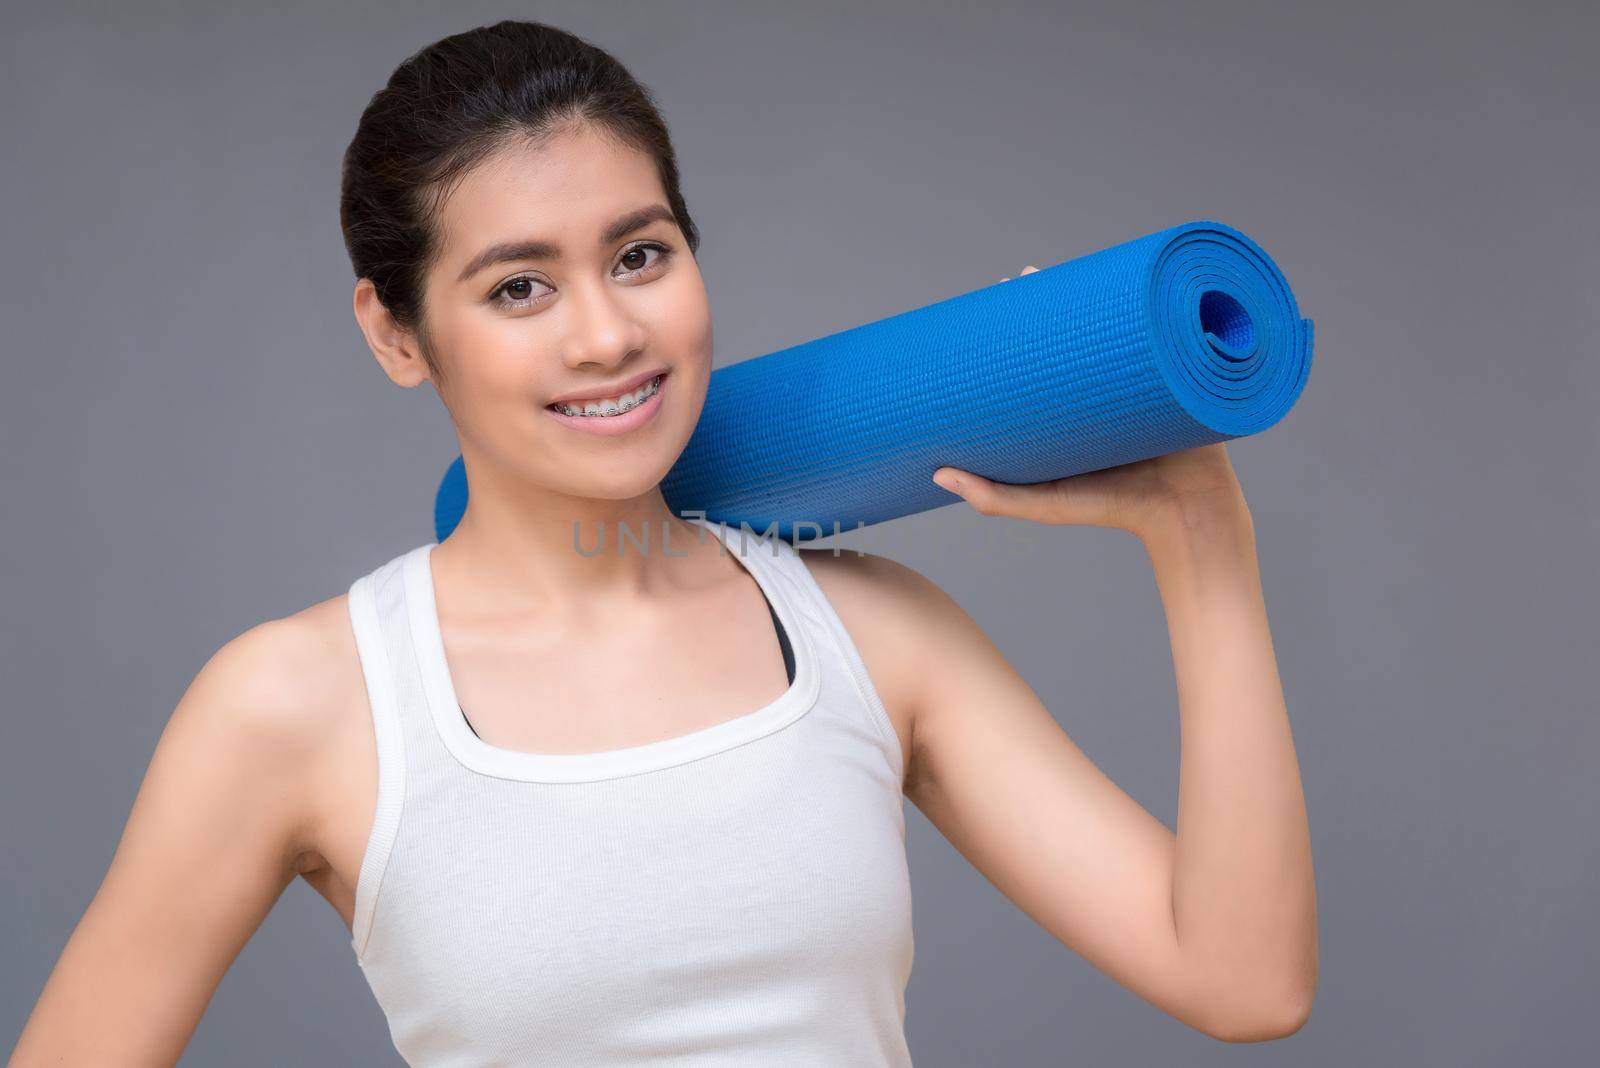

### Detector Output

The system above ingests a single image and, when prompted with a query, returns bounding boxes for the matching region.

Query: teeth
[555,374,661,417]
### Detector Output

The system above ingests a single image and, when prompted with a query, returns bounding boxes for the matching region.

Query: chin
[560,463,674,504]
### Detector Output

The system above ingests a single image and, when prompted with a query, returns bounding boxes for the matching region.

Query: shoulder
[186,593,361,748]
[167,591,368,861]
[793,545,978,789]
[795,545,948,617]
[794,545,971,647]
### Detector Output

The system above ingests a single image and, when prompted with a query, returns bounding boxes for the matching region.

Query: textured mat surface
[435,219,1313,542]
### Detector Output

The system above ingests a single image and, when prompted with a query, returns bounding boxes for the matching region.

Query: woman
[10,19,1317,1066]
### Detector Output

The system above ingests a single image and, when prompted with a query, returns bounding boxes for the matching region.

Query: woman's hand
[933,266,1249,537]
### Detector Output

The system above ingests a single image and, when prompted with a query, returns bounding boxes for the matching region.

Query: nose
[560,275,647,372]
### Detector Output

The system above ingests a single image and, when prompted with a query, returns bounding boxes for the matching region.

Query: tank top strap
[344,550,415,960]
[685,517,907,790]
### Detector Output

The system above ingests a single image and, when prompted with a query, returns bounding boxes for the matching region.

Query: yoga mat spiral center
[1199,289,1256,361]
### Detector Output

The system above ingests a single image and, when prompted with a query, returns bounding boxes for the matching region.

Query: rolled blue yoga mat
[434,218,1313,542]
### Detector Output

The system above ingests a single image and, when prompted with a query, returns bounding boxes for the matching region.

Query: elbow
[1209,993,1314,1044]
[1203,969,1318,1044]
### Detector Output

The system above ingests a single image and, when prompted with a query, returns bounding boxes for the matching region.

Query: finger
[933,468,1058,523]
[1020,265,1040,275]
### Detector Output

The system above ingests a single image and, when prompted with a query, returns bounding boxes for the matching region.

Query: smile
[548,373,664,417]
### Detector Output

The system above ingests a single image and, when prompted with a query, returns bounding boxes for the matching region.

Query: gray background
[3,1,1595,1064]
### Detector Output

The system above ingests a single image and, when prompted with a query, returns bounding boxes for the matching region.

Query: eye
[614,240,673,279]
[488,274,552,310]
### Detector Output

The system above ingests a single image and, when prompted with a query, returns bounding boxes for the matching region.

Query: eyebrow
[455,204,680,284]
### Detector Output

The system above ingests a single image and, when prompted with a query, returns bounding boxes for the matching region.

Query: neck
[429,460,721,618]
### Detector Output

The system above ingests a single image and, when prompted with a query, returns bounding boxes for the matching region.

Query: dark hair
[339,20,701,382]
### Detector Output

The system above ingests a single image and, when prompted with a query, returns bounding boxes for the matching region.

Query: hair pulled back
[339,20,700,377]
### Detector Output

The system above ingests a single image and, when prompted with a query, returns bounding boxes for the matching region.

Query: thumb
[932,467,1056,522]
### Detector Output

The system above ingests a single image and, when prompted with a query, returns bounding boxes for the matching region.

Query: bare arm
[846,492,1316,1042]
[1141,501,1318,1037]
[8,620,325,1067]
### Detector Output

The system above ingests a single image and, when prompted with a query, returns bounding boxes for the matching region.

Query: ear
[352,279,433,388]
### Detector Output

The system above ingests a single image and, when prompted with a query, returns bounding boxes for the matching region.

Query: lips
[543,370,667,435]
[546,368,669,408]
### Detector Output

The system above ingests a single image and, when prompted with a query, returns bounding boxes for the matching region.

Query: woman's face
[417,123,712,502]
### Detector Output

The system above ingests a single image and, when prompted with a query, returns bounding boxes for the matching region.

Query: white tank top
[343,516,915,1066]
